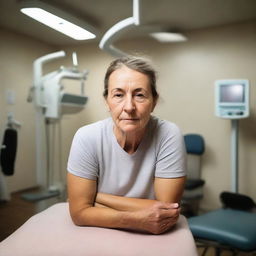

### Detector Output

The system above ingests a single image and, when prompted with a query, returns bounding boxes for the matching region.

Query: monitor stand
[231,119,239,193]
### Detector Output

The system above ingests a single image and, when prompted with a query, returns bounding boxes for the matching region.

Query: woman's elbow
[71,213,84,226]
[69,205,93,226]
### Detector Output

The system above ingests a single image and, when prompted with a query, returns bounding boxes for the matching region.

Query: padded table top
[0,203,197,256]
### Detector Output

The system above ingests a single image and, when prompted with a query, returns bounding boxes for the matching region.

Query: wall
[1,20,255,210]
[0,28,57,192]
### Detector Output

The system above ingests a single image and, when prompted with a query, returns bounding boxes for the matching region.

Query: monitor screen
[220,84,245,103]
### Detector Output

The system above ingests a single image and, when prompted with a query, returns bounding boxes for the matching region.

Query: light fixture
[99,0,187,57]
[20,0,96,40]
[150,32,187,43]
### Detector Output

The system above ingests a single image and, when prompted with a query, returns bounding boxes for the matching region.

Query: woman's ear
[151,97,158,112]
[104,97,111,112]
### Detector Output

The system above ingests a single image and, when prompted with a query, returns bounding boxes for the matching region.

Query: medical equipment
[0,113,21,201]
[187,80,255,255]
[31,51,88,119]
[215,79,250,193]
[99,0,140,57]
[215,79,249,119]
[99,0,186,57]
[24,51,88,201]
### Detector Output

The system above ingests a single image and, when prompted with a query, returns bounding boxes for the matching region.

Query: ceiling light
[150,32,187,43]
[20,1,96,40]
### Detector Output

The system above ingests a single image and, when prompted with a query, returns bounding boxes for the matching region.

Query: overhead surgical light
[20,0,96,40]
[99,0,187,57]
[149,32,187,43]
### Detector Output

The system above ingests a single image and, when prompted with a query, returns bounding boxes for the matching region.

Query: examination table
[0,202,198,256]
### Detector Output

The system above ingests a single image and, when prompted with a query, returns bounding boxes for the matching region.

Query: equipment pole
[231,119,239,193]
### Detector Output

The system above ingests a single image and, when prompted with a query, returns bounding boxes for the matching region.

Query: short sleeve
[67,126,99,180]
[155,122,186,178]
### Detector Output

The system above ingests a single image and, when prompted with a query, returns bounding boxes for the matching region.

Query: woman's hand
[129,201,180,234]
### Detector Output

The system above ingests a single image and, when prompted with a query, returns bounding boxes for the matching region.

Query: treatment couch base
[0,203,197,256]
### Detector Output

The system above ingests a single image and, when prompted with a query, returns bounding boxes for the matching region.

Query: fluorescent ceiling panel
[21,6,96,40]
[150,32,187,43]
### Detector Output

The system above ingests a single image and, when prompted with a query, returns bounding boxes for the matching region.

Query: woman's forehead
[108,66,150,90]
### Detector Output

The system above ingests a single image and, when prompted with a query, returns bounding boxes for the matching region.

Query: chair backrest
[184,134,205,180]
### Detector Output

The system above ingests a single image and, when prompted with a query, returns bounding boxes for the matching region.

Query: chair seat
[188,208,256,251]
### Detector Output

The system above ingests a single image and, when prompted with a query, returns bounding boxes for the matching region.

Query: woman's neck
[114,127,145,154]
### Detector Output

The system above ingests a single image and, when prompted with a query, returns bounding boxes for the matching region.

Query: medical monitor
[215,79,249,119]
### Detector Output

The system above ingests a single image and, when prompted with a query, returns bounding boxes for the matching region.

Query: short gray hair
[103,56,159,100]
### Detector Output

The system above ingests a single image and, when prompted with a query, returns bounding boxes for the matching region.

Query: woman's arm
[67,172,127,228]
[67,172,180,234]
[154,176,186,203]
[96,176,186,210]
[95,176,186,231]
[96,193,157,211]
[154,176,186,229]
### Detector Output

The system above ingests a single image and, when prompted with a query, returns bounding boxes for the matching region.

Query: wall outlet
[5,89,15,105]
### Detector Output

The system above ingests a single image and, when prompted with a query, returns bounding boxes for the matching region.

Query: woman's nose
[123,96,135,112]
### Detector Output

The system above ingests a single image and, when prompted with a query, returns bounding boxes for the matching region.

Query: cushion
[188,208,256,251]
[0,203,197,256]
[184,134,205,155]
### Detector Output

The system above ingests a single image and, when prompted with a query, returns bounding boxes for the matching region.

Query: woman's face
[106,65,156,135]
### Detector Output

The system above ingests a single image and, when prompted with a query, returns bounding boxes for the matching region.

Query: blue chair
[182,134,205,216]
[188,192,256,255]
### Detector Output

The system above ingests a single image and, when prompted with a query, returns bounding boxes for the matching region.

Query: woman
[67,56,186,235]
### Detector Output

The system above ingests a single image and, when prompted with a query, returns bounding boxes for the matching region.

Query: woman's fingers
[159,207,180,219]
[156,202,179,210]
[134,201,181,234]
[152,201,180,219]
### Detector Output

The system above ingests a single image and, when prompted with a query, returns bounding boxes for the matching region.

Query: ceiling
[1,0,256,47]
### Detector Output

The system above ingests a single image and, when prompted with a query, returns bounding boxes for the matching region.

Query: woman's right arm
[67,172,129,228]
[67,172,179,234]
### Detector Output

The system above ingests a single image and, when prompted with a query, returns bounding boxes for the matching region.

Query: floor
[0,187,65,242]
[0,190,255,256]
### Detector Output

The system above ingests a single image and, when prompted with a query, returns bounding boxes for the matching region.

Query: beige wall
[1,20,255,210]
[0,28,57,191]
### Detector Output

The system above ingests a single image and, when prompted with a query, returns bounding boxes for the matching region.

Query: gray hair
[103,56,159,100]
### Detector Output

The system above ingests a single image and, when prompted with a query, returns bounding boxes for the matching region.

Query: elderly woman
[67,56,186,235]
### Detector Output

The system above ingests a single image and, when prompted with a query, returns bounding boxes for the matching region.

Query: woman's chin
[119,124,142,135]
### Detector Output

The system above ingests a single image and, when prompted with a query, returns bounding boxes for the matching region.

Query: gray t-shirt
[67,116,186,199]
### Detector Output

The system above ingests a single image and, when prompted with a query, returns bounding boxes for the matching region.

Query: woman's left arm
[153,176,186,229]
[154,176,186,203]
[96,176,186,211]
[95,176,186,232]
[95,193,157,211]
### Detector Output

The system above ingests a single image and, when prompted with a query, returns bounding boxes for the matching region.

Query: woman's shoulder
[150,116,181,134]
[150,116,184,150]
[75,118,112,139]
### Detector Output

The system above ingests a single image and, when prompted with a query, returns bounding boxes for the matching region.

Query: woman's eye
[135,94,145,98]
[114,93,123,98]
